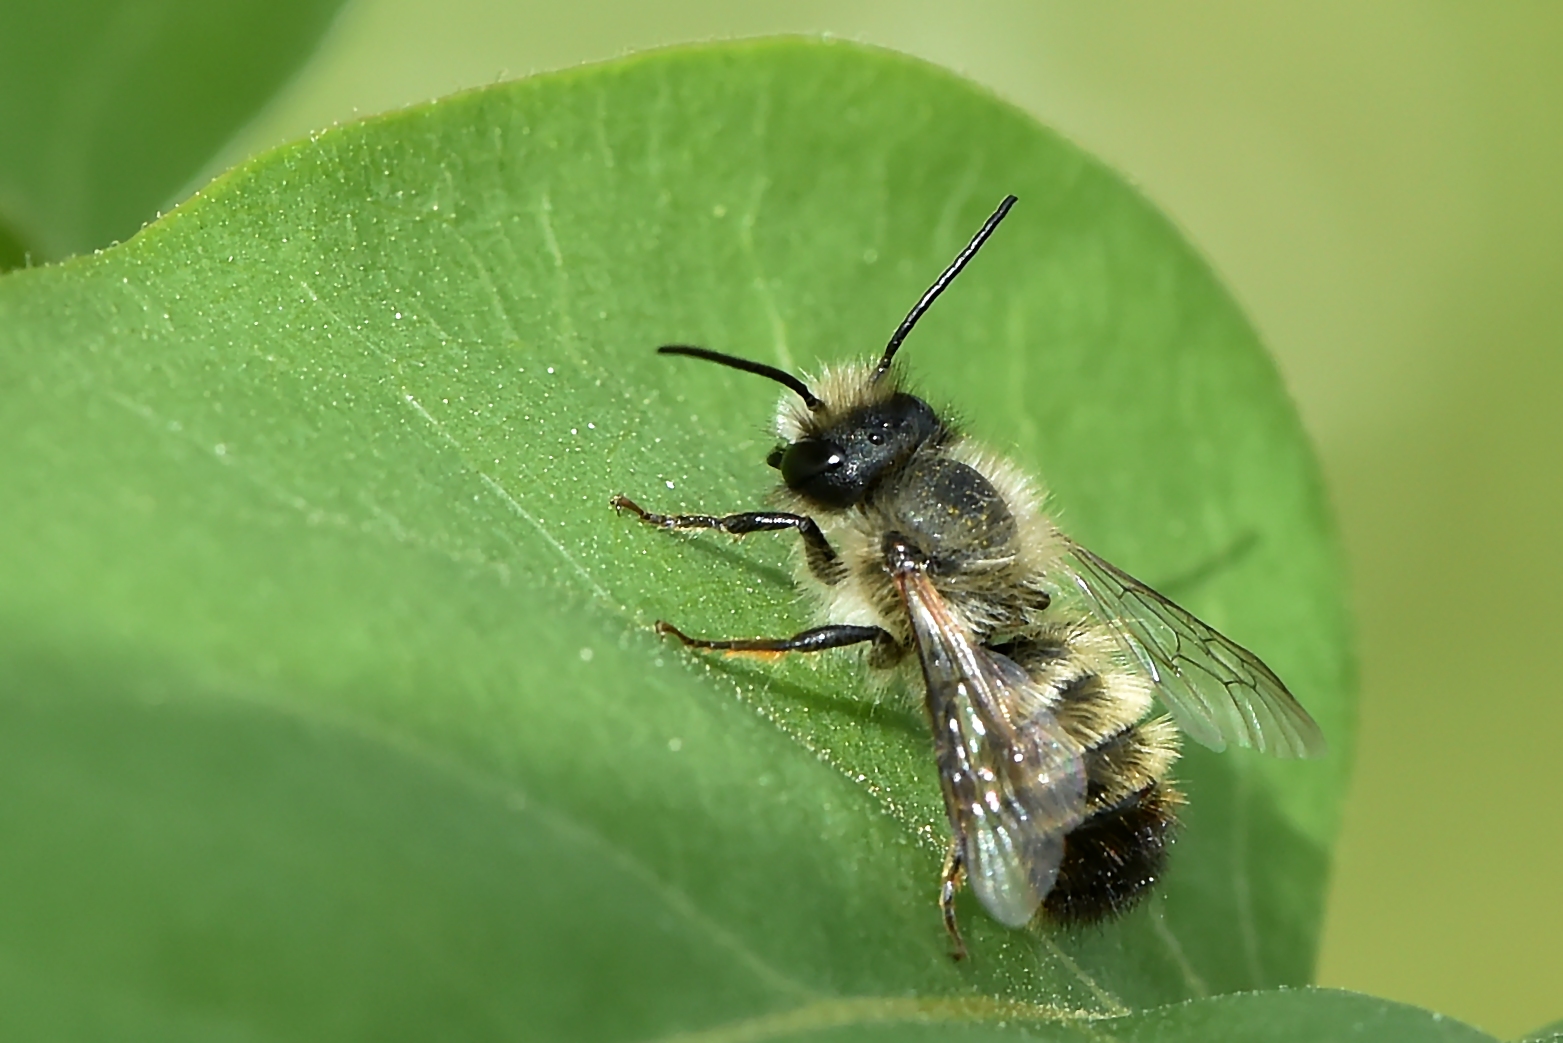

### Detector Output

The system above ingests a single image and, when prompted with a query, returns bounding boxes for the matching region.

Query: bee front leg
[611,495,844,585]
[940,840,969,961]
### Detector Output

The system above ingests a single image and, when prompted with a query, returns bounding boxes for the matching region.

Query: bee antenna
[656,345,822,410]
[874,194,1018,381]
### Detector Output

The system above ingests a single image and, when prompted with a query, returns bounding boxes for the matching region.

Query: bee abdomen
[997,623,1157,747]
[1043,780,1183,925]
[1083,715,1181,812]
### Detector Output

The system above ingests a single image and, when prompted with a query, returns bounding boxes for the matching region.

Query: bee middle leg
[611,494,844,585]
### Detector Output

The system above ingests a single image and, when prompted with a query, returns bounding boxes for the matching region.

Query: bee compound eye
[780,438,845,489]
[766,446,785,469]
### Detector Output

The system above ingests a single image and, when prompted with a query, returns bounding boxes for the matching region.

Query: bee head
[655,194,1017,511]
[766,378,945,509]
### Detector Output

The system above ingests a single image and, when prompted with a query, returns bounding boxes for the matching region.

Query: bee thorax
[875,453,1018,570]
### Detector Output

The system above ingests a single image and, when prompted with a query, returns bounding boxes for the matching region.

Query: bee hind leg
[940,840,968,961]
[611,495,844,584]
[655,621,894,658]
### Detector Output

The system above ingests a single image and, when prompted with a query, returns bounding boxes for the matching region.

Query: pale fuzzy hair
[775,361,901,442]
[1081,714,1184,814]
[942,438,1096,605]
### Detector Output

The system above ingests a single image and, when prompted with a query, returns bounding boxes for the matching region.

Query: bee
[613,195,1326,958]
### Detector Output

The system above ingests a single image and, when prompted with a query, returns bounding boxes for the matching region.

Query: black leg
[655,621,894,656]
[612,494,844,585]
[940,840,968,961]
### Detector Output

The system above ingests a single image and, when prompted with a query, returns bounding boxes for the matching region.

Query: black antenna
[657,345,821,409]
[874,194,1018,381]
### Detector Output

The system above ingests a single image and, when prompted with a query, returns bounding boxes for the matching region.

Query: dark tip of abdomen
[1043,782,1181,925]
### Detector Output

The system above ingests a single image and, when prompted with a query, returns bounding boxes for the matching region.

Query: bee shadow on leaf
[1153,531,1261,602]
[685,652,929,740]
[654,530,797,591]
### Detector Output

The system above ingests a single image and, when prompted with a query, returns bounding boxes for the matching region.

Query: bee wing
[896,564,1088,928]
[1057,540,1327,759]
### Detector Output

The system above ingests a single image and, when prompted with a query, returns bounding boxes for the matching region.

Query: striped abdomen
[994,624,1185,924]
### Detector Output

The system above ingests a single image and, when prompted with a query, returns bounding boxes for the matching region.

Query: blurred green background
[12,2,1561,1037]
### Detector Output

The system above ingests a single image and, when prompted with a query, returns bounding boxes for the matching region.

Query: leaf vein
[1148,894,1210,998]
[737,175,793,373]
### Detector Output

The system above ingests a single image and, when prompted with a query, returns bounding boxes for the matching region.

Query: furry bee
[613,195,1326,957]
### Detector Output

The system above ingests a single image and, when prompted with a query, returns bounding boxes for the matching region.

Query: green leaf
[634,989,1500,1041]
[0,0,347,265]
[1519,1019,1563,1043]
[1102,990,1497,1043]
[0,39,1355,1038]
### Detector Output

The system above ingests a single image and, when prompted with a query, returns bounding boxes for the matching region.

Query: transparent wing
[1057,539,1327,759]
[895,563,1088,928]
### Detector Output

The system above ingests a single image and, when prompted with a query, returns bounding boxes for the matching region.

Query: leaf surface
[0,39,1356,1039]
[0,0,346,263]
